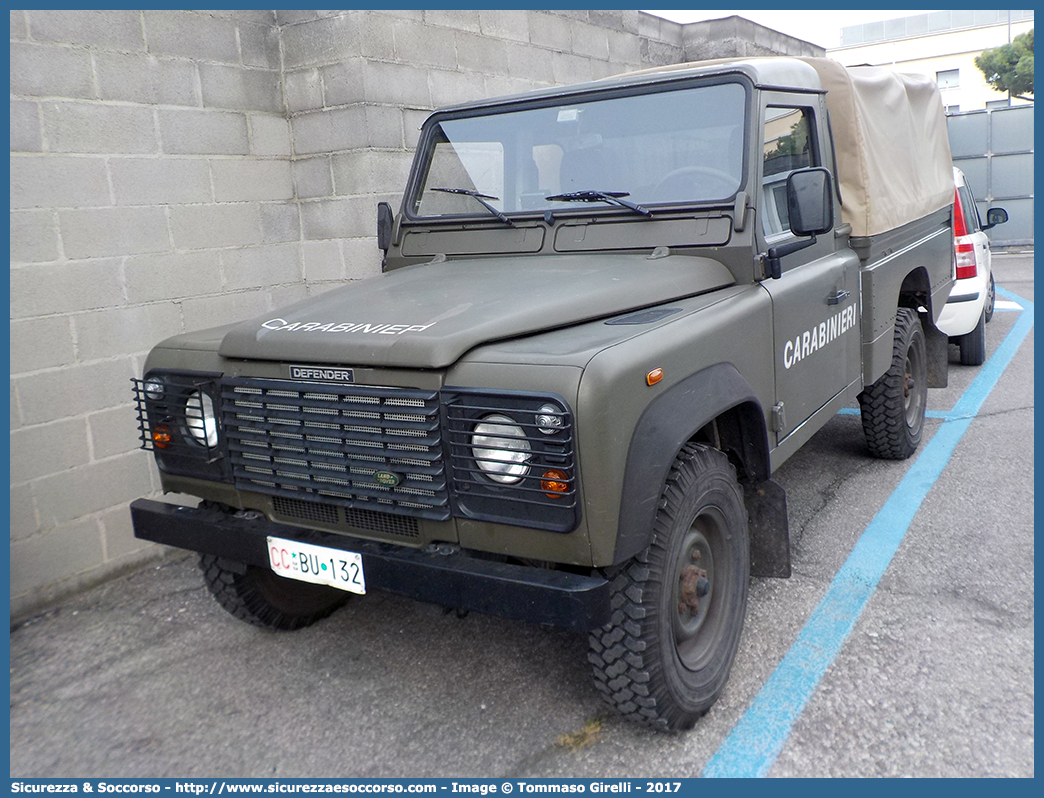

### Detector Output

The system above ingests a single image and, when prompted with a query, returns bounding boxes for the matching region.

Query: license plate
[266,537,366,594]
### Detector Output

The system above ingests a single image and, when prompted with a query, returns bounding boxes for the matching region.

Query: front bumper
[131,498,609,632]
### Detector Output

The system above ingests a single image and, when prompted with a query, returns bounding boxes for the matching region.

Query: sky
[642,9,934,49]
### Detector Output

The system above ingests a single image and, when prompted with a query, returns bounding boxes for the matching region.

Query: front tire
[984,273,996,323]
[859,307,928,460]
[200,554,349,631]
[588,444,750,731]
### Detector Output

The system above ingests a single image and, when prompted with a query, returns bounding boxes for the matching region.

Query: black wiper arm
[429,187,516,227]
[544,190,652,217]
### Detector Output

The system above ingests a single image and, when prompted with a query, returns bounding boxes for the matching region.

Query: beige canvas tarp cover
[799,57,954,238]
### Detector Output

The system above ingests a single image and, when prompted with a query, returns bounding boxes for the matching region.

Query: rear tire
[200,554,349,631]
[859,308,928,460]
[957,310,987,366]
[588,444,749,731]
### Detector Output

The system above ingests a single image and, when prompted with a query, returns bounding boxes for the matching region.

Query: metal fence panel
[949,105,1034,247]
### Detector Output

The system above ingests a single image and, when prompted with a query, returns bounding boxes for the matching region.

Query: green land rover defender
[130,57,956,730]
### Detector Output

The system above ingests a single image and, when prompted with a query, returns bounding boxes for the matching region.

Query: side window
[957,183,982,232]
[761,107,815,237]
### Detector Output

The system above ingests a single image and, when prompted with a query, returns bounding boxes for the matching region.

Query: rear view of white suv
[937,167,1008,365]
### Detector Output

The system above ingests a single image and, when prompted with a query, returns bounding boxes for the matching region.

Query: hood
[217,254,735,369]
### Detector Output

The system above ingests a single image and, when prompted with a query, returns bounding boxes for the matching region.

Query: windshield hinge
[733,191,749,232]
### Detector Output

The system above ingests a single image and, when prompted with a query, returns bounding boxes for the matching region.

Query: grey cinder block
[14,358,137,427]
[341,236,382,280]
[10,99,41,152]
[391,20,457,69]
[180,290,271,332]
[72,303,182,362]
[301,197,371,240]
[10,483,36,544]
[144,10,239,64]
[280,14,361,70]
[10,316,76,375]
[291,107,367,156]
[10,259,124,319]
[10,9,27,39]
[284,69,324,114]
[10,155,111,210]
[159,109,250,155]
[478,10,531,43]
[429,68,485,110]
[529,12,573,52]
[10,43,96,100]
[60,206,170,259]
[110,157,212,206]
[123,250,223,304]
[200,64,283,113]
[426,9,481,33]
[292,156,334,199]
[95,52,200,107]
[249,114,292,156]
[211,158,293,202]
[332,150,412,197]
[572,23,611,60]
[303,239,343,282]
[170,203,263,250]
[10,418,91,483]
[238,23,281,70]
[260,202,301,244]
[10,210,59,263]
[454,32,506,75]
[221,242,301,290]
[42,102,157,155]
[9,518,104,595]
[28,9,145,52]
[89,406,145,462]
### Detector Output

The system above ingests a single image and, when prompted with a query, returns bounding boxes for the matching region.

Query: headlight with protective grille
[471,413,531,484]
[185,390,219,449]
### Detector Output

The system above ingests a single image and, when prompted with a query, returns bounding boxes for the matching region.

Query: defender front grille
[222,377,449,522]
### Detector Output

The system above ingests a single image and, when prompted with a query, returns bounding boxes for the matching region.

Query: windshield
[409,81,747,220]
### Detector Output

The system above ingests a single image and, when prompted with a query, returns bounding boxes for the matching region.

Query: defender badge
[288,365,355,383]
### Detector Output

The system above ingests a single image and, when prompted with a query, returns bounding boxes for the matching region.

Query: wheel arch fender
[612,363,773,565]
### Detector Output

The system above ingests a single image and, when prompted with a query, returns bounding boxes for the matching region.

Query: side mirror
[377,202,394,252]
[764,168,835,280]
[787,167,834,236]
[983,207,1008,230]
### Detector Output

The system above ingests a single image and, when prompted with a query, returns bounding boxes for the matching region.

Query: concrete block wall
[9,9,301,618]
[10,9,818,619]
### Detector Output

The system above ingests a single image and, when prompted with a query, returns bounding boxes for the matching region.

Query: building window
[936,69,959,89]
[986,99,1011,110]
[945,105,961,115]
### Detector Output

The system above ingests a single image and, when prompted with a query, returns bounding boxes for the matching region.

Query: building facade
[829,10,1034,114]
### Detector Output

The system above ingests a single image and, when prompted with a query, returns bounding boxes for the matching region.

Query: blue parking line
[703,287,1034,778]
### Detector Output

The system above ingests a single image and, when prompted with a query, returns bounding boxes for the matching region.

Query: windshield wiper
[429,187,516,227]
[543,190,652,217]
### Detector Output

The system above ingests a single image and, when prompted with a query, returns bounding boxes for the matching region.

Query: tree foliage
[975,29,1034,100]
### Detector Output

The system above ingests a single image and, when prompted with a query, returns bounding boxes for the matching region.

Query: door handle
[826,290,850,305]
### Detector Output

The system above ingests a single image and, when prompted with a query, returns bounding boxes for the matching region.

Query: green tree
[975,29,1033,100]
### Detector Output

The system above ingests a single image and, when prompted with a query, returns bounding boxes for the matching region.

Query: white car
[936,167,1007,365]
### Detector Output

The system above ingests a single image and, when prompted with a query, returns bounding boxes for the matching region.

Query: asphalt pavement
[10,253,1034,778]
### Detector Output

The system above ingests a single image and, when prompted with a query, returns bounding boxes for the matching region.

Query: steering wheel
[653,166,739,201]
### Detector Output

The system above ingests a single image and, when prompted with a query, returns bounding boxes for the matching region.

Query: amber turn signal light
[541,469,570,498]
[646,368,664,386]
[152,425,173,449]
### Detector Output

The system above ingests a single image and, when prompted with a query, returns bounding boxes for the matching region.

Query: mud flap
[744,479,791,578]
[923,315,949,388]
